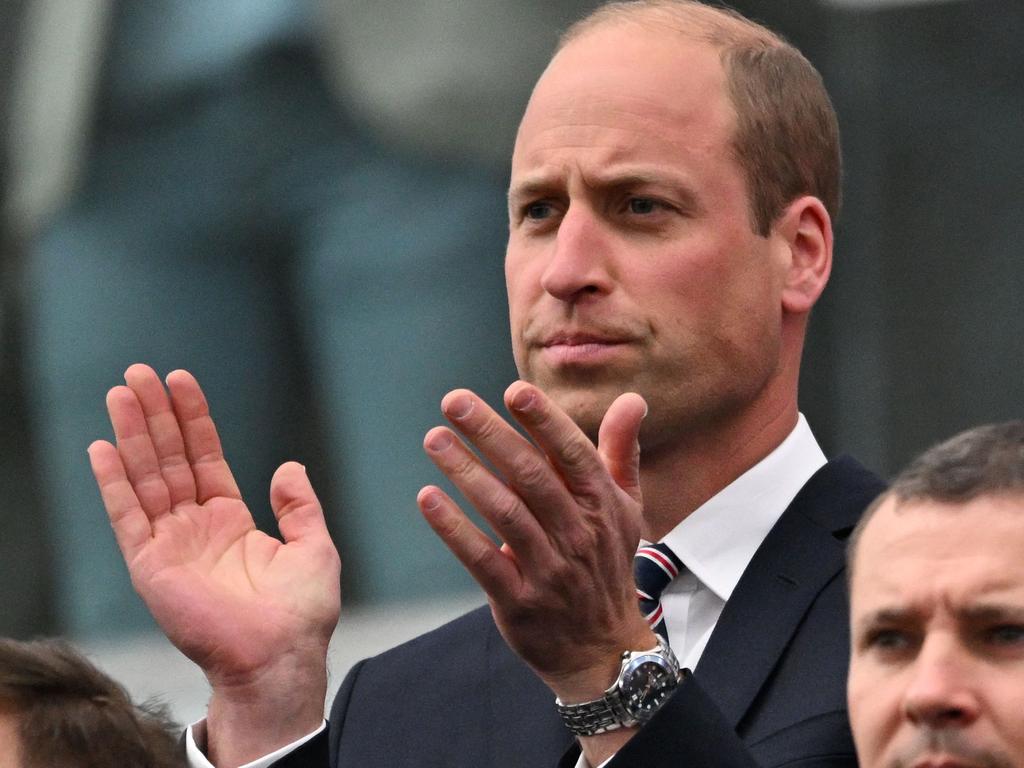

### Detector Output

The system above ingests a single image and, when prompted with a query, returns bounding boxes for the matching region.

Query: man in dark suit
[88,1,883,766]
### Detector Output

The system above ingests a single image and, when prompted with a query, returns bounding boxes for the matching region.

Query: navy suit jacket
[275,455,884,768]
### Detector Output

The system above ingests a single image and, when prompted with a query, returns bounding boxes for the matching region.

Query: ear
[773,196,832,315]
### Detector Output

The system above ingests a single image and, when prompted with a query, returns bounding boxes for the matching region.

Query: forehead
[512,22,736,176]
[851,496,1024,616]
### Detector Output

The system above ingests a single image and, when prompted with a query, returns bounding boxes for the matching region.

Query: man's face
[848,494,1024,768]
[505,22,791,446]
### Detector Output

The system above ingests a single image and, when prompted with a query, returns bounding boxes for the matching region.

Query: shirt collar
[657,414,826,602]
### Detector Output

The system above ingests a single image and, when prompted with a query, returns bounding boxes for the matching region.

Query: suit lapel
[692,456,883,728]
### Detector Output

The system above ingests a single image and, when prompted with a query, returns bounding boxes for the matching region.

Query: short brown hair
[559,0,841,236]
[0,638,183,768]
[847,420,1024,577]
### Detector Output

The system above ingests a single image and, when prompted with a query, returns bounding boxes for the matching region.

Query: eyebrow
[855,602,1024,633]
[507,177,558,206]
[958,603,1024,623]
[508,169,703,213]
[855,608,917,633]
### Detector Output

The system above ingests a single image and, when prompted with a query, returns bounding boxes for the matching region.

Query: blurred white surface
[78,594,485,726]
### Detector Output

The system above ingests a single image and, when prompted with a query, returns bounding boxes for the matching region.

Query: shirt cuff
[185,718,327,768]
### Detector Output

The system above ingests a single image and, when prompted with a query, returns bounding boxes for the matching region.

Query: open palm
[88,364,341,687]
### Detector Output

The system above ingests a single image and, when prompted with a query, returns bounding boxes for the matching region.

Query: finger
[417,484,519,600]
[423,425,549,559]
[165,369,242,503]
[503,381,610,505]
[597,393,647,504]
[439,389,577,537]
[107,385,172,519]
[269,462,332,547]
[88,439,152,563]
[124,363,197,507]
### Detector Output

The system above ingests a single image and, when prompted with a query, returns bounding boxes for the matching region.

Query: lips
[540,331,632,347]
[904,747,996,768]
[535,329,638,366]
[910,758,980,768]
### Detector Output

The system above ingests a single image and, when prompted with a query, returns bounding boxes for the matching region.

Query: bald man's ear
[775,196,833,315]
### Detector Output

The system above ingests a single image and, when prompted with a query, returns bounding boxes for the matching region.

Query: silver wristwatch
[555,636,683,737]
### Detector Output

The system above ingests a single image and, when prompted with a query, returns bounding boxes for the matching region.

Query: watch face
[620,653,680,721]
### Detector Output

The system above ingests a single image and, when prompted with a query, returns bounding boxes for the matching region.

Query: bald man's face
[505,22,791,446]
[848,495,1024,768]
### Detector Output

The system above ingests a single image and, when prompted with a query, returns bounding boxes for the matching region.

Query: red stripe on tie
[637,547,679,578]
[645,604,664,627]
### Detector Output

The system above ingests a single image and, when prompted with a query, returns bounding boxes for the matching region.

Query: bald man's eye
[628,197,661,215]
[525,202,555,220]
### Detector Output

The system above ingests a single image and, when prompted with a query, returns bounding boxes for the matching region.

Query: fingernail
[421,491,441,511]
[445,395,474,421]
[510,388,535,412]
[426,431,453,453]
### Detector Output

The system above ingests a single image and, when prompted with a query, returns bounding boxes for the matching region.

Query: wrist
[555,634,680,744]
[546,626,660,704]
[205,649,329,767]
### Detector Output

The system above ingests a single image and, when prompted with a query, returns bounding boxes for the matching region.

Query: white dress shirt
[189,415,825,768]
[186,719,326,768]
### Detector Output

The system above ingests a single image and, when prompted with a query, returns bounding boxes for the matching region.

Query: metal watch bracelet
[556,692,632,736]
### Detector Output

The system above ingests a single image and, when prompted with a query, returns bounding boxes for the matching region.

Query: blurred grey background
[0,0,1021,719]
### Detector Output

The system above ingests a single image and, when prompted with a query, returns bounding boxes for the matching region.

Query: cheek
[504,278,530,335]
[640,255,722,331]
[504,252,529,321]
[994,680,1024,752]
[847,665,901,765]
[504,250,539,372]
[656,236,775,316]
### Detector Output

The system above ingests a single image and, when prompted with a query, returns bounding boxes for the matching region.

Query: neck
[637,396,799,541]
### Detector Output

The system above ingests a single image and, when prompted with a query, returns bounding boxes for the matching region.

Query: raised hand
[417,380,655,705]
[89,364,340,765]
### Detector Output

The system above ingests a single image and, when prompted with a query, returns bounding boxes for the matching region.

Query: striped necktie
[634,543,685,642]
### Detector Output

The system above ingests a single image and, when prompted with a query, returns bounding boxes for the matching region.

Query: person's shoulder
[328,604,562,762]
[342,603,515,692]
[367,603,496,662]
[793,454,886,536]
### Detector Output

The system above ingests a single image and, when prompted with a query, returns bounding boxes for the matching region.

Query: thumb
[269,461,330,545]
[597,393,647,504]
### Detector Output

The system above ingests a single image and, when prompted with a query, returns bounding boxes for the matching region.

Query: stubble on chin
[886,729,1017,768]
[542,384,608,442]
[516,367,611,440]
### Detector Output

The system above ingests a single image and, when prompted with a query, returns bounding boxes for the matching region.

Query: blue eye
[628,197,659,214]
[526,202,554,220]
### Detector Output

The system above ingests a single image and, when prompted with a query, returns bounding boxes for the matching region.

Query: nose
[902,637,980,730]
[539,205,615,302]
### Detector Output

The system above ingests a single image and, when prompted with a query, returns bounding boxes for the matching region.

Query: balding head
[554,0,841,236]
